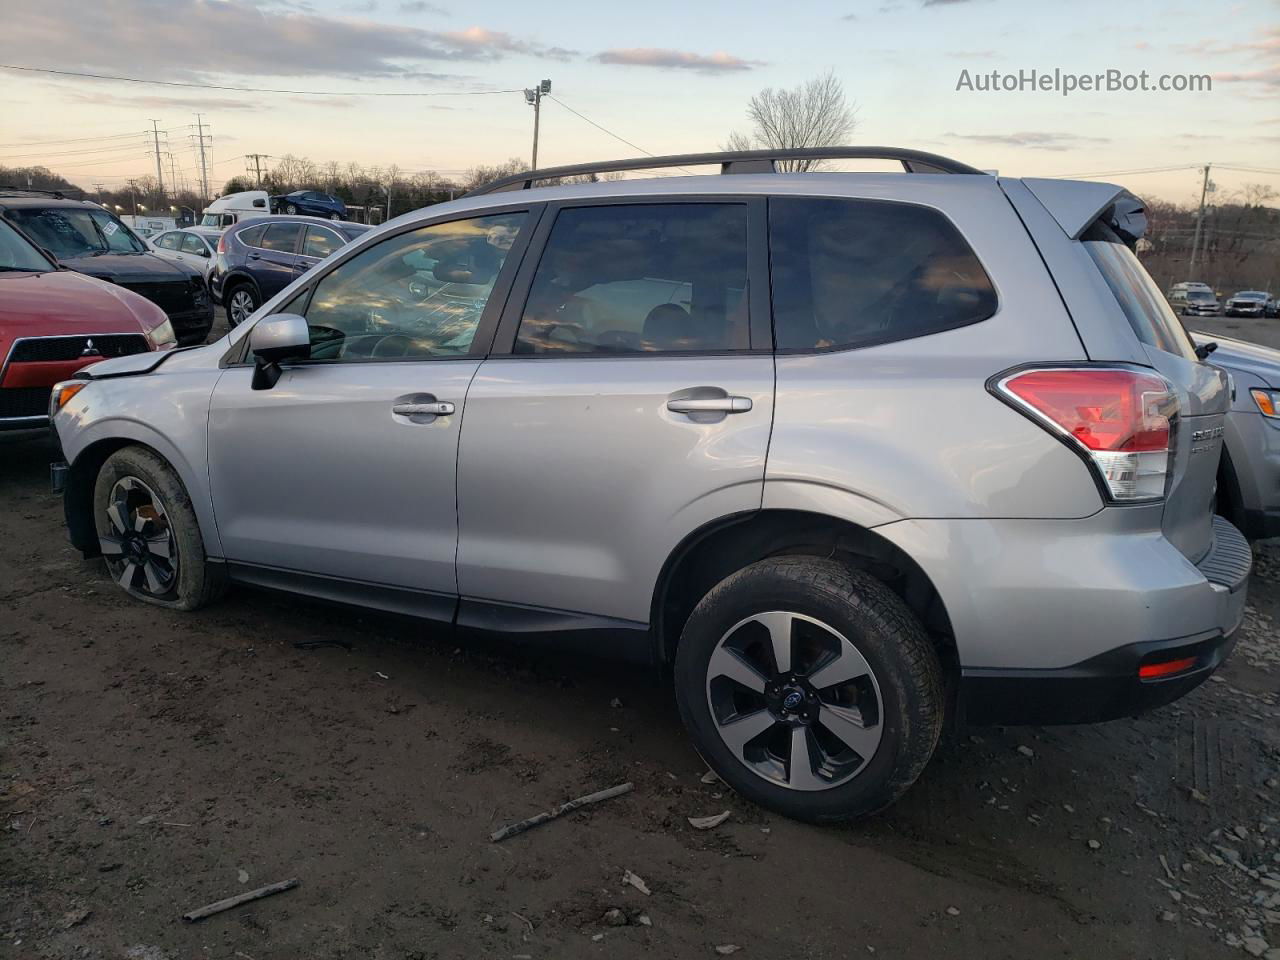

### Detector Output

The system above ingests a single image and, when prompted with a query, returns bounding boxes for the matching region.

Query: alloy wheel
[99,476,178,597]
[229,289,256,325]
[705,611,883,791]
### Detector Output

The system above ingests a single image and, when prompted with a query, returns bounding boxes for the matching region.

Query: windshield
[1188,291,1216,301]
[1235,291,1266,300]
[0,217,54,272]
[7,207,146,258]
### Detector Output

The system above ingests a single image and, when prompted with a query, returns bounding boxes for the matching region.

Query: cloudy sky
[1,0,1276,204]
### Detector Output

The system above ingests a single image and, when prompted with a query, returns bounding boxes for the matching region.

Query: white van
[199,190,271,229]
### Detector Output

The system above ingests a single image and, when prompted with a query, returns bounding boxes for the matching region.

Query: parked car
[0,191,213,346]
[148,227,221,281]
[0,215,173,434]
[1223,290,1272,318]
[271,190,347,220]
[49,148,1248,823]
[200,191,271,229]
[1193,331,1280,541]
[209,216,371,326]
[1169,285,1221,317]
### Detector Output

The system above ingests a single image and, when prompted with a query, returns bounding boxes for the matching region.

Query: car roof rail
[0,185,71,199]
[463,146,985,197]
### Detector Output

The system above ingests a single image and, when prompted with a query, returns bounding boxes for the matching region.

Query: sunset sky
[1,0,1276,206]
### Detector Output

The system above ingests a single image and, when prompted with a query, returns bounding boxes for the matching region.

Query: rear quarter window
[769,197,997,351]
[1083,224,1197,361]
[236,224,267,248]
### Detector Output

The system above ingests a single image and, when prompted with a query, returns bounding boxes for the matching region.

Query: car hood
[60,251,200,283]
[1193,332,1280,388]
[0,270,159,333]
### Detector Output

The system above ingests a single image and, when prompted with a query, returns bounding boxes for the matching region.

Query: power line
[1216,164,1280,176]
[546,95,658,158]
[0,140,153,160]
[1044,164,1200,179]
[1,63,521,98]
[0,130,149,148]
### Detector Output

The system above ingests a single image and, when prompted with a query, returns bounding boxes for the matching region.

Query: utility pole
[149,119,165,200]
[126,179,139,216]
[524,79,551,169]
[1188,163,1211,281]
[194,113,211,205]
[246,153,268,187]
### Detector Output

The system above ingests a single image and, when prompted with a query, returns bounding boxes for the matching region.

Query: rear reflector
[994,367,1177,502]
[1138,656,1197,680]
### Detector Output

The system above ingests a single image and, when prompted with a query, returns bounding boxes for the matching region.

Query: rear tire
[93,446,226,611]
[225,283,259,327]
[285,204,298,214]
[674,556,943,822]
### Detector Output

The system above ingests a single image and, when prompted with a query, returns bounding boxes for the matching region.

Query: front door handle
[666,396,752,415]
[393,401,454,417]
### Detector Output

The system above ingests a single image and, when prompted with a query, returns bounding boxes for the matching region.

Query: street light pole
[524,79,551,170]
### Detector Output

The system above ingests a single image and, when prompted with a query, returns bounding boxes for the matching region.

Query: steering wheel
[407,276,435,301]
[369,334,422,358]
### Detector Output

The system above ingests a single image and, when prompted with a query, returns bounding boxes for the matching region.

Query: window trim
[489,196,771,359]
[225,202,543,367]
[766,194,1001,356]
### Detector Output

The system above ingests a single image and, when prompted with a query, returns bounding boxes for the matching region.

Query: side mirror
[249,314,310,390]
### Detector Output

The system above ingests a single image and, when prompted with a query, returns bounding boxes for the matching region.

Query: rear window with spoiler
[1082,222,1197,361]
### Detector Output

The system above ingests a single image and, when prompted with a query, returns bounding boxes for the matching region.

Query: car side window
[302,226,343,260]
[300,211,527,362]
[513,203,749,354]
[237,224,267,248]
[260,222,302,253]
[155,232,180,250]
[769,197,997,351]
[181,234,207,256]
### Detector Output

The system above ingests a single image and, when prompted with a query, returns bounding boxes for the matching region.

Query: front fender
[56,370,225,559]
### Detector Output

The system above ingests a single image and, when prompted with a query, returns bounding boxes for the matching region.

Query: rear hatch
[1080,223,1229,562]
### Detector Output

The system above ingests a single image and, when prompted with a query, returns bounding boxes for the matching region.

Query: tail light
[992,366,1178,502]
[216,234,226,254]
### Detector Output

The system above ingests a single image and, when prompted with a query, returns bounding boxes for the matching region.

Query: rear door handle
[393,401,454,416]
[666,396,752,414]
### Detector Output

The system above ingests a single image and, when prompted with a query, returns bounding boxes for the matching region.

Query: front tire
[329,213,341,221]
[93,446,225,611]
[285,203,298,214]
[674,556,943,822]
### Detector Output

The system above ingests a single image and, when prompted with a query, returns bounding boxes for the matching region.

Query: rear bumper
[957,514,1250,724]
[961,629,1238,725]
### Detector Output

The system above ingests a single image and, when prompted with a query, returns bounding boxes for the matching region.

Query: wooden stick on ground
[489,782,634,842]
[181,878,300,923]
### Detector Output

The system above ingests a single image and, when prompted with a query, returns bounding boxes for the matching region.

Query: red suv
[0,216,174,433]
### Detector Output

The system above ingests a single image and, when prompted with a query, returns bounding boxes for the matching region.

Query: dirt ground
[3,314,1280,960]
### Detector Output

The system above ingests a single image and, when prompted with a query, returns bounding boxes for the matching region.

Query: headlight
[1251,390,1280,418]
[49,379,88,419]
[146,319,177,349]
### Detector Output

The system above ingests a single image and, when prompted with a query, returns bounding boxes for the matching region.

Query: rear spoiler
[1019,178,1147,249]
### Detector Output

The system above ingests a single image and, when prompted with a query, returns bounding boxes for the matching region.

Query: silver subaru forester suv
[49,148,1251,822]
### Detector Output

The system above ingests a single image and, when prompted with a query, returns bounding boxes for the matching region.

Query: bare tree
[725,71,857,171]
[463,157,527,191]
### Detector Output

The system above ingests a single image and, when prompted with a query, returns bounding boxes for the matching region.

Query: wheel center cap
[781,690,805,712]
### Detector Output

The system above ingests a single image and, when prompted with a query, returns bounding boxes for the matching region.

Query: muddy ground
[3,314,1280,960]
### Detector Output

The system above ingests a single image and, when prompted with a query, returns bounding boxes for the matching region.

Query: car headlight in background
[146,319,177,349]
[1250,389,1280,418]
[49,379,88,419]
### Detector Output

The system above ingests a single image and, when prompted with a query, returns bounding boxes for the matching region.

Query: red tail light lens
[216,234,226,254]
[995,367,1177,502]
